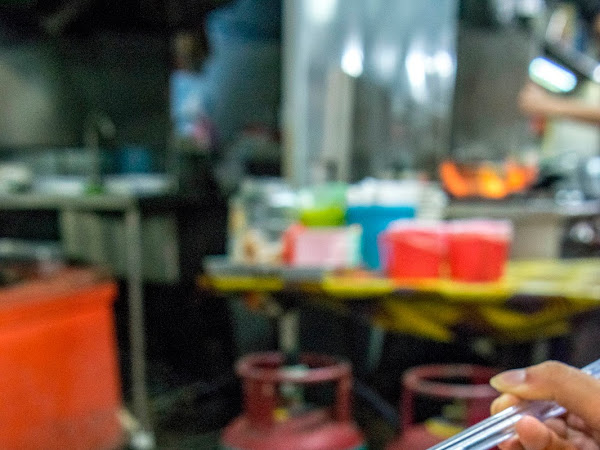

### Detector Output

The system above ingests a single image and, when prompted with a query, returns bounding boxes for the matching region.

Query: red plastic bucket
[0,268,122,450]
[379,221,446,279]
[447,220,512,282]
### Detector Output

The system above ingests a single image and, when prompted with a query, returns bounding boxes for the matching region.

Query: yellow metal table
[200,258,600,344]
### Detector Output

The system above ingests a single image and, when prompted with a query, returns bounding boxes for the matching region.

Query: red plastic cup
[379,221,447,279]
[447,220,512,282]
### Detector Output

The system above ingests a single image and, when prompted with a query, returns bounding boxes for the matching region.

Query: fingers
[544,419,568,439]
[499,437,526,450]
[490,361,600,430]
[491,395,586,435]
[566,414,588,432]
[492,401,569,449]
[497,419,568,450]
[544,415,600,450]
[513,416,574,450]
[491,393,521,415]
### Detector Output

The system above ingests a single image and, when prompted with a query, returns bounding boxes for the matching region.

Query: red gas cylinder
[222,352,366,450]
[387,364,499,450]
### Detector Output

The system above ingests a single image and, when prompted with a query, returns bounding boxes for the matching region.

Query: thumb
[490,361,600,430]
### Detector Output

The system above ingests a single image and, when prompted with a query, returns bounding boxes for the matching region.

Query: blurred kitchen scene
[1,0,600,449]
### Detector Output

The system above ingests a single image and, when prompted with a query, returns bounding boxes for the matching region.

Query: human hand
[594,14,600,37]
[518,83,562,117]
[490,361,600,450]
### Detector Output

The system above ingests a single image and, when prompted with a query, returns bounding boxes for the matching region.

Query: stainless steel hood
[282,0,459,185]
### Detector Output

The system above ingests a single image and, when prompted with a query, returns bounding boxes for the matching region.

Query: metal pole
[278,308,300,365]
[125,207,154,449]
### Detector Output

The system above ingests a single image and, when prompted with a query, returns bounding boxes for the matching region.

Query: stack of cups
[380,219,513,282]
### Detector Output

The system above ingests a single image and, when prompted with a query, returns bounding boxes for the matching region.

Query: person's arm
[519,83,600,125]
[490,361,600,450]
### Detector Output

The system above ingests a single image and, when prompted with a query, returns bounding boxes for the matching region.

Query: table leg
[279,308,300,364]
[366,325,385,374]
[125,208,154,449]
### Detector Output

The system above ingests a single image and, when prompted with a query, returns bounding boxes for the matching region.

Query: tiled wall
[0,30,170,164]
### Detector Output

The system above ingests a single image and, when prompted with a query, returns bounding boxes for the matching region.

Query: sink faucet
[84,112,116,189]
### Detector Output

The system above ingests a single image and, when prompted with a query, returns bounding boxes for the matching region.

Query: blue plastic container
[346,205,416,269]
[118,146,152,174]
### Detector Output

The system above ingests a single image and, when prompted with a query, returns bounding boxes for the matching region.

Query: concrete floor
[150,395,396,450]
[156,430,220,449]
